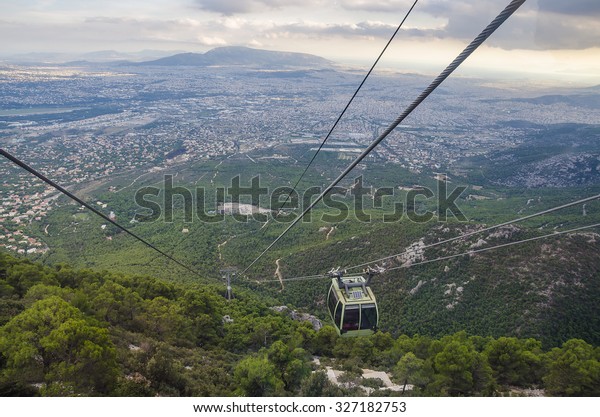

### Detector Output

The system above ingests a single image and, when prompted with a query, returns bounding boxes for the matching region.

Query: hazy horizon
[1,1,599,84]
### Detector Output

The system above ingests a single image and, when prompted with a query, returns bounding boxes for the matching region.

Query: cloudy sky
[2,0,599,81]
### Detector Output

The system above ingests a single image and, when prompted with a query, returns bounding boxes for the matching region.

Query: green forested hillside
[1,252,599,397]
[20,155,600,350]
[455,124,600,187]
[232,218,600,348]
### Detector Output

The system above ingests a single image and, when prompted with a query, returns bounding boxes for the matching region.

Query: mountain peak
[138,46,332,69]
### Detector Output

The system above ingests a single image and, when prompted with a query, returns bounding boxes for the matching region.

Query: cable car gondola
[326,267,381,337]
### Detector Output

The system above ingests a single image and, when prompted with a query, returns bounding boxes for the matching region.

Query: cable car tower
[220,267,237,301]
[327,266,383,337]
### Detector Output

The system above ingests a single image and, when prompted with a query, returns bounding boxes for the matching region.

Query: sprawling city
[2,57,598,255]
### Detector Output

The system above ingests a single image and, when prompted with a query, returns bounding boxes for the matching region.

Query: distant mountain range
[135,46,333,69]
[1,46,334,70]
[0,50,185,64]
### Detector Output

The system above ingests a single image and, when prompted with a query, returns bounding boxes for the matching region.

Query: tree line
[0,252,598,396]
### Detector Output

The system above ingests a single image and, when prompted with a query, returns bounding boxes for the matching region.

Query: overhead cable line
[259,274,328,283]
[344,192,600,271]
[273,0,420,217]
[385,222,600,272]
[242,0,527,275]
[260,222,600,284]
[0,148,203,278]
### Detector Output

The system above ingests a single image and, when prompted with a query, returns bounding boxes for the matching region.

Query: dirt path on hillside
[274,258,284,290]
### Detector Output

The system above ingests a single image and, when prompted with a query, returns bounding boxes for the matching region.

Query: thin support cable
[1,148,203,278]
[260,222,600,283]
[388,222,600,272]
[273,0,420,217]
[241,0,527,275]
[345,192,600,271]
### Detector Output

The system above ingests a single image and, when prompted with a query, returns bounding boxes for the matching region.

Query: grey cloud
[193,0,321,15]
[338,0,417,13]
[0,16,230,54]
[338,0,523,45]
[479,2,600,51]
[194,0,255,14]
[339,0,600,50]
[7,1,598,54]
[191,0,600,50]
[437,2,600,51]
[85,17,133,24]
[339,0,496,15]
[265,20,441,41]
[534,12,600,50]
[538,0,600,16]
[284,21,395,37]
